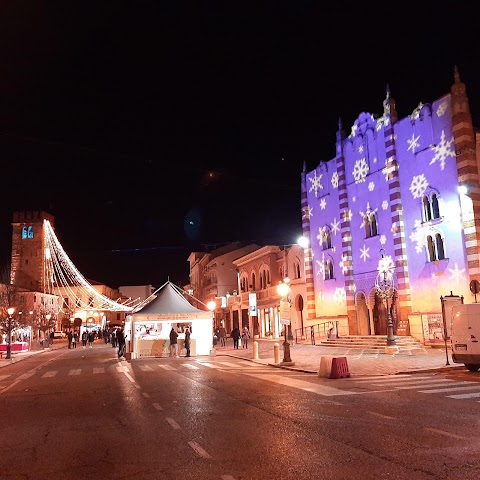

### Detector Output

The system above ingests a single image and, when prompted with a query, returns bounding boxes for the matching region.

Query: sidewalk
[1,338,464,376]
[214,338,464,376]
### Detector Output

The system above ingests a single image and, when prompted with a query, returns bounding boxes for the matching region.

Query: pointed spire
[338,117,342,130]
[454,65,460,83]
[383,83,397,125]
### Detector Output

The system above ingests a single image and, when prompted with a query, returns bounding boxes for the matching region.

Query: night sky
[1,2,479,288]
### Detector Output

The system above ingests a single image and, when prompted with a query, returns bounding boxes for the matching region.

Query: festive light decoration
[43,220,136,313]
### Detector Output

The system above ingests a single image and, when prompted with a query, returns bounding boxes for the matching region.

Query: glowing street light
[277,281,293,365]
[375,248,398,354]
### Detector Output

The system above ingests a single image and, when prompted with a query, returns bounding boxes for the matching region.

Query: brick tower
[10,211,55,291]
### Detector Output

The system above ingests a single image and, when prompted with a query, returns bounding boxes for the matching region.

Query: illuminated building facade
[301,68,480,343]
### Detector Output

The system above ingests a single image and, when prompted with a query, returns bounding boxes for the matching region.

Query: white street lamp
[375,248,398,354]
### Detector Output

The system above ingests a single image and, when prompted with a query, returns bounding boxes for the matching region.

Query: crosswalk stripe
[181,364,199,370]
[218,361,238,367]
[395,382,459,390]
[139,365,154,371]
[158,364,176,371]
[68,369,81,376]
[93,368,105,374]
[196,362,221,369]
[243,373,356,396]
[0,375,12,381]
[354,375,432,383]
[371,379,455,387]
[42,371,57,378]
[419,383,480,393]
[447,391,480,399]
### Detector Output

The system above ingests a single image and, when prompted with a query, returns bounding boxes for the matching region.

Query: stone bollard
[274,342,280,364]
[253,341,259,360]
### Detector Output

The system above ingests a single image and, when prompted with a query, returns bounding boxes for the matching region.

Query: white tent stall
[130,280,213,358]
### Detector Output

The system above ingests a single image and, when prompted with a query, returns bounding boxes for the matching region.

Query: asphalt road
[0,344,479,480]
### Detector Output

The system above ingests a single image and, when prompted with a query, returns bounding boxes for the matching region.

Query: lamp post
[375,248,399,354]
[277,280,294,365]
[6,307,15,360]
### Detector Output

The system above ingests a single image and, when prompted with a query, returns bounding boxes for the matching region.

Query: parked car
[53,331,66,339]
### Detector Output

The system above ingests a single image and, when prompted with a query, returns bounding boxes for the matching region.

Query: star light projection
[43,220,137,314]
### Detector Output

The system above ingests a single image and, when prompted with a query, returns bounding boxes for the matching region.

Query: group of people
[214,325,250,349]
[67,330,96,349]
[169,326,191,358]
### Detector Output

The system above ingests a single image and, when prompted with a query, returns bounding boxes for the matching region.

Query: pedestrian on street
[241,326,250,349]
[231,326,241,349]
[72,332,77,349]
[81,331,88,348]
[117,328,126,359]
[67,331,73,349]
[219,325,227,347]
[169,327,178,357]
[88,331,95,348]
[184,327,191,357]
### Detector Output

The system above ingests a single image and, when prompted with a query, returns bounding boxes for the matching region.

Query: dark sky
[0,2,478,288]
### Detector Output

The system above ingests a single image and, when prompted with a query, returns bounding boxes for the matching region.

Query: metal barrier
[294,321,339,345]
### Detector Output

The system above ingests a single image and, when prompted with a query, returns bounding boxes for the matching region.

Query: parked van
[450,304,480,371]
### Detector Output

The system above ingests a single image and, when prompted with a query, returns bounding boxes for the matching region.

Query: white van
[450,304,480,371]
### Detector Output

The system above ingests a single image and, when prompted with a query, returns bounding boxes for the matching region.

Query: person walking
[67,331,73,349]
[88,331,95,348]
[241,326,250,349]
[72,331,77,349]
[117,328,126,359]
[81,330,88,348]
[169,327,178,357]
[231,326,241,349]
[184,327,191,357]
[219,325,227,347]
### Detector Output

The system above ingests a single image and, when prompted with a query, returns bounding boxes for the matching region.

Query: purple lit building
[300,67,480,344]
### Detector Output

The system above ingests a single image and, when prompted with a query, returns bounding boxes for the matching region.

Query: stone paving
[1,337,466,376]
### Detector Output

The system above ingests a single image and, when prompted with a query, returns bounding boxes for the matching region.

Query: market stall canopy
[132,280,211,320]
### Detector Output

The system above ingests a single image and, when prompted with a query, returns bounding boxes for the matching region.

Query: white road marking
[0,375,11,381]
[425,428,468,440]
[352,374,417,381]
[188,441,212,459]
[367,376,442,385]
[116,366,130,372]
[395,381,459,390]
[124,372,136,383]
[68,369,81,376]
[196,362,221,369]
[181,364,199,370]
[152,403,163,410]
[447,391,480,399]
[243,373,356,396]
[419,383,479,393]
[93,368,105,374]
[142,392,150,398]
[218,361,238,367]
[139,365,154,371]
[18,373,35,380]
[221,476,236,480]
[158,364,176,371]
[166,417,181,430]
[41,371,57,378]
[367,411,397,420]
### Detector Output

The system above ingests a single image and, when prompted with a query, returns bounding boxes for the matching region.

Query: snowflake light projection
[409,174,429,199]
[353,158,369,183]
[316,259,325,277]
[436,102,447,117]
[382,200,389,210]
[368,181,375,191]
[448,263,466,284]
[308,170,323,197]
[302,205,313,219]
[409,219,427,253]
[360,244,370,261]
[407,133,420,153]
[430,130,455,171]
[331,171,339,189]
[380,235,386,245]
[333,287,346,305]
[316,227,326,246]
[320,198,327,210]
[359,145,364,154]
[382,159,396,181]
[331,218,341,235]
